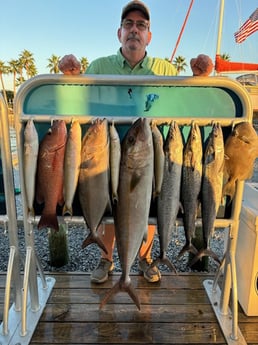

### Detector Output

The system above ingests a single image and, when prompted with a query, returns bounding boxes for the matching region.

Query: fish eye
[128,135,136,144]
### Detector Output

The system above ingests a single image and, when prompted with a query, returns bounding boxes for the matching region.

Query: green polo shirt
[86,49,177,76]
[85,49,176,140]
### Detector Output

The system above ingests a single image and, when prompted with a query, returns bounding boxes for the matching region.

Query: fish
[223,121,258,201]
[151,122,165,198]
[190,123,224,266]
[154,121,183,271]
[109,121,121,204]
[78,118,111,254]
[36,120,67,231]
[178,122,203,259]
[100,118,154,310]
[23,119,39,217]
[63,119,82,216]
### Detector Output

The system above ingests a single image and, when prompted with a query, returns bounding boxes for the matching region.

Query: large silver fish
[151,122,165,198]
[100,118,154,310]
[23,119,39,217]
[78,118,111,254]
[223,121,258,201]
[36,120,67,231]
[178,122,202,259]
[190,123,224,266]
[109,121,121,204]
[63,119,82,216]
[154,121,183,271]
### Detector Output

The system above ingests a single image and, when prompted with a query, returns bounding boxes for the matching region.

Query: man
[59,0,214,284]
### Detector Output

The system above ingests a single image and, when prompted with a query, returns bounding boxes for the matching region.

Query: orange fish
[223,122,258,201]
[36,120,67,231]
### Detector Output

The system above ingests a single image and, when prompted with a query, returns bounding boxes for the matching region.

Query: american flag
[234,8,258,43]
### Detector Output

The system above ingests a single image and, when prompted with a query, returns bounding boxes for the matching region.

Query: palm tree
[8,59,20,97]
[173,55,188,75]
[18,49,36,80]
[47,54,61,73]
[80,57,89,74]
[221,53,231,61]
[0,60,8,104]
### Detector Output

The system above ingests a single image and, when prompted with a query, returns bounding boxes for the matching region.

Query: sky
[1,0,258,90]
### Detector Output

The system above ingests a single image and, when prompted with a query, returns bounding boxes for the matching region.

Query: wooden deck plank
[31,322,226,344]
[0,272,257,344]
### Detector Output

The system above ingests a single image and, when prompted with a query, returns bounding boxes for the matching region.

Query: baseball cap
[121,1,150,21]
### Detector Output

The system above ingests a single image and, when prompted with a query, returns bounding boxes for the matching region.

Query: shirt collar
[117,48,149,69]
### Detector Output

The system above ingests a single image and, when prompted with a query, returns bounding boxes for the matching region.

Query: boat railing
[0,74,253,344]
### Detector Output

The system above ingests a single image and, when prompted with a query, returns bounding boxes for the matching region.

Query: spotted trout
[78,118,111,254]
[178,122,202,259]
[36,120,67,231]
[190,123,224,266]
[154,121,183,271]
[100,118,154,310]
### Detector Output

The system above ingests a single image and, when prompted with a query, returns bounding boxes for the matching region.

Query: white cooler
[236,182,258,316]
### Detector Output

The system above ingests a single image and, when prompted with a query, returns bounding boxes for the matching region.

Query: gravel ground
[0,123,257,275]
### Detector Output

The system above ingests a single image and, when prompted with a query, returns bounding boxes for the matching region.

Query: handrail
[13,74,253,344]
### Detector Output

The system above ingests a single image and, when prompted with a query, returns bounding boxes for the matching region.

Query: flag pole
[215,0,225,74]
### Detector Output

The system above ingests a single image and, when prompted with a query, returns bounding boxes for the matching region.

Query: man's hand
[58,54,81,75]
[190,54,214,76]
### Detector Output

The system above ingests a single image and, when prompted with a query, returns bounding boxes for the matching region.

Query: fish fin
[100,278,140,310]
[189,249,221,267]
[38,213,59,231]
[240,135,251,144]
[222,179,236,201]
[130,172,141,191]
[99,280,120,309]
[28,207,35,218]
[112,193,118,204]
[152,257,177,274]
[82,233,108,254]
[62,204,73,216]
[177,243,198,260]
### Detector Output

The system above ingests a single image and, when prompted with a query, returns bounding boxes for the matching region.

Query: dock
[1,272,257,344]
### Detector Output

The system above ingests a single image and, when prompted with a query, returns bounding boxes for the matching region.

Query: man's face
[118,10,152,53]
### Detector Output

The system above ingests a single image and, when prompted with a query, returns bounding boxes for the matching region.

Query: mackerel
[178,122,202,259]
[154,121,183,271]
[190,123,224,266]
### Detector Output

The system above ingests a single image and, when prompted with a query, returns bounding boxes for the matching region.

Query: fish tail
[28,207,35,218]
[100,278,141,310]
[38,213,59,231]
[152,257,177,274]
[177,243,198,260]
[81,233,108,254]
[189,248,221,267]
[62,204,73,216]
